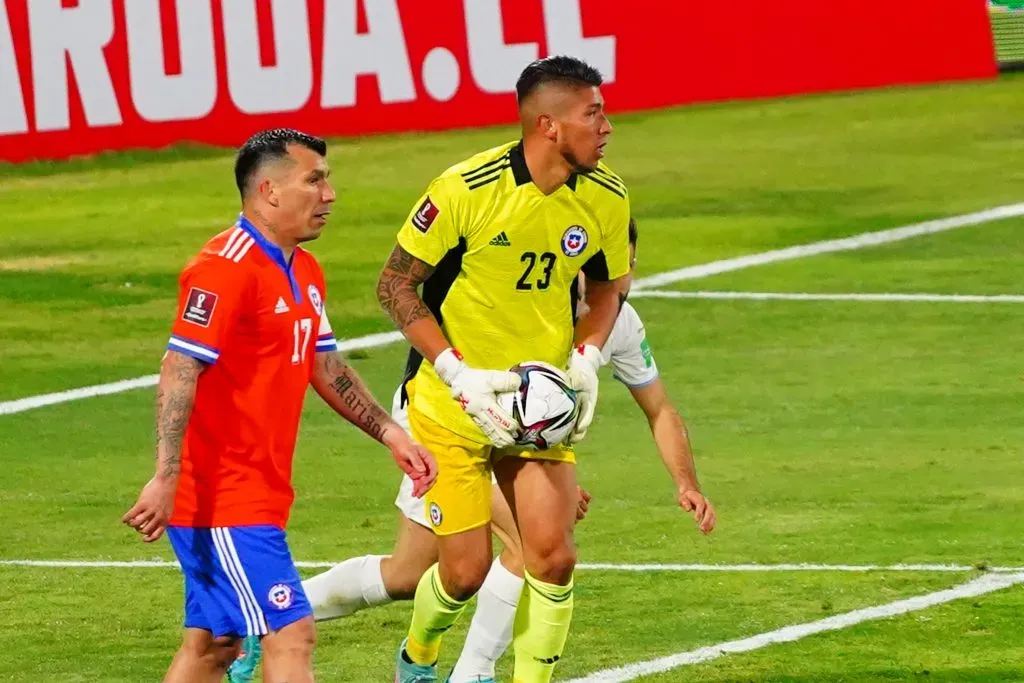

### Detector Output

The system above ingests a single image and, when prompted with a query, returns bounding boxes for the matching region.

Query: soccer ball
[498,361,580,450]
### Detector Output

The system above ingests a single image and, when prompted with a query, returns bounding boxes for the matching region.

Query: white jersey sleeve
[600,302,659,388]
[391,384,412,434]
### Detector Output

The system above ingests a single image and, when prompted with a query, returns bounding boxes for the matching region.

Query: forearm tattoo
[376,245,436,330]
[155,353,202,478]
[322,352,391,443]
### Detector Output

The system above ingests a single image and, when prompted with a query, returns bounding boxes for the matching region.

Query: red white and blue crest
[307,285,324,317]
[561,225,588,257]
[268,583,293,610]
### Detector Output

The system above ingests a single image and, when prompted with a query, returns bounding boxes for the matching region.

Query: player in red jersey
[122,128,437,683]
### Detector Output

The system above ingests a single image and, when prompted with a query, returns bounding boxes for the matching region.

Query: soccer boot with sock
[395,638,439,682]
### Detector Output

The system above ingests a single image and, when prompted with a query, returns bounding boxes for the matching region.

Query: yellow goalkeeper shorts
[406,380,574,536]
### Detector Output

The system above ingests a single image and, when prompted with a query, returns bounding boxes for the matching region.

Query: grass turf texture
[0,74,1022,680]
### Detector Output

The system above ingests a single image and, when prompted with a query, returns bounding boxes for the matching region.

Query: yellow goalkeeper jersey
[396,139,631,443]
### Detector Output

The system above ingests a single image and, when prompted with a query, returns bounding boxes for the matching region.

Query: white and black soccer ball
[498,361,580,450]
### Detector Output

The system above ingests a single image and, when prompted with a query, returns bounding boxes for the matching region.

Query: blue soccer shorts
[166,525,311,638]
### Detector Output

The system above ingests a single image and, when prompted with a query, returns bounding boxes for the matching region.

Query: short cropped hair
[516,55,603,105]
[234,128,327,199]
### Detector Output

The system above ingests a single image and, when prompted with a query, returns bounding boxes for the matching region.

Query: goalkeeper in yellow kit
[377,55,631,683]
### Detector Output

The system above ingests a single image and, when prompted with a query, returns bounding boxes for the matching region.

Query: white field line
[631,290,1024,303]
[2,559,1022,573]
[632,202,1024,289]
[0,374,160,416]
[576,563,1024,573]
[2,203,1021,417]
[4,287,1017,417]
[566,571,1024,683]
[0,331,405,416]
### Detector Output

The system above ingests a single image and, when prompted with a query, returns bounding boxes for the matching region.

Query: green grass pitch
[0,74,1022,681]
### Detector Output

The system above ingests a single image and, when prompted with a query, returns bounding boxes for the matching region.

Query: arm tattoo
[155,352,202,478]
[319,352,392,444]
[376,245,436,330]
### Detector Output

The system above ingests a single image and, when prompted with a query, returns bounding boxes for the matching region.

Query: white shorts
[390,385,434,528]
[390,385,498,529]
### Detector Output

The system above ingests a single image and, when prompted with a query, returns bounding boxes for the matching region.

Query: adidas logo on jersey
[274,297,290,314]
[489,231,511,247]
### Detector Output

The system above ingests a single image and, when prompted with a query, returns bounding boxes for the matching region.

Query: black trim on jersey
[463,153,510,190]
[467,171,506,190]
[464,164,509,184]
[401,238,468,404]
[402,350,424,404]
[581,249,611,281]
[582,173,626,199]
[566,173,578,191]
[401,358,424,407]
[591,166,626,191]
[461,154,509,180]
[508,140,532,186]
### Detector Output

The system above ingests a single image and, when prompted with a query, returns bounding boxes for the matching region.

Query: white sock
[449,557,525,682]
[301,555,391,621]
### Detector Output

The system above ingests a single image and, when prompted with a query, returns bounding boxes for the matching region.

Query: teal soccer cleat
[225,635,261,683]
[394,638,438,683]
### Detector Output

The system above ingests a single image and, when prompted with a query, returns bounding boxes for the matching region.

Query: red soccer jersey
[166,215,338,529]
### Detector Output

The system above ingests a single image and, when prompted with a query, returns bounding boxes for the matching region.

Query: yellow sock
[405,564,469,665]
[512,570,574,683]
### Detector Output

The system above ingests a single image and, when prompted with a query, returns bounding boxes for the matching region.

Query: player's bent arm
[376,244,521,448]
[375,244,449,363]
[154,350,203,480]
[574,275,630,350]
[628,378,703,495]
[311,350,404,446]
[312,350,438,495]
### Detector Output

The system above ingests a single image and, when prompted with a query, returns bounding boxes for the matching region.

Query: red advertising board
[0,0,997,163]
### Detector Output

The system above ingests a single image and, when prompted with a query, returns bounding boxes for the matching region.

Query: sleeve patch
[182,287,219,328]
[411,196,440,233]
[640,338,654,368]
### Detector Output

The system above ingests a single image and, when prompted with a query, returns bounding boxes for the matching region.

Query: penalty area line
[565,571,1024,682]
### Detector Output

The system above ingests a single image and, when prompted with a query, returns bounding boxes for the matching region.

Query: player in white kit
[227,220,716,683]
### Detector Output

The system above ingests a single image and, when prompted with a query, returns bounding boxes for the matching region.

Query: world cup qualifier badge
[182,287,218,327]
[561,225,588,257]
[268,583,293,610]
[412,196,440,233]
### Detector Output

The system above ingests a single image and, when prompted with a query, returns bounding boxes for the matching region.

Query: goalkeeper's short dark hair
[516,56,604,105]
